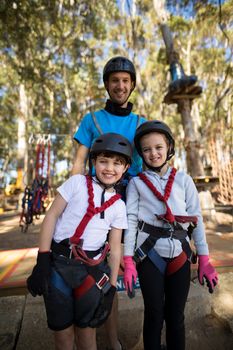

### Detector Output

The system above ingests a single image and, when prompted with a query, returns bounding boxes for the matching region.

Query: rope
[70,175,121,245]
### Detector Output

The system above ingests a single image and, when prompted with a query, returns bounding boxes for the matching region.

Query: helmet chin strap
[143,160,168,173]
[142,147,173,174]
[93,176,123,219]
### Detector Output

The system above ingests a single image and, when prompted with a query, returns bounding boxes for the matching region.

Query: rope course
[19,134,51,233]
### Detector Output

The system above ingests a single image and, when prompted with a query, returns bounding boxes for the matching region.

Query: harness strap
[91,112,103,135]
[134,222,194,275]
[74,265,111,299]
[91,112,142,136]
[138,169,177,223]
[136,114,141,129]
[138,220,188,240]
[166,251,187,276]
[71,243,110,266]
[70,175,121,245]
[51,239,103,258]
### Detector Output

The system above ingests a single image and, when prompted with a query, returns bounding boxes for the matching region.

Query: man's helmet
[134,120,175,160]
[90,133,132,164]
[103,56,136,87]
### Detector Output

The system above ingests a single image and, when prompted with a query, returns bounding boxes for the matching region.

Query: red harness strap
[138,168,177,223]
[70,175,121,245]
[138,169,198,226]
[138,169,198,275]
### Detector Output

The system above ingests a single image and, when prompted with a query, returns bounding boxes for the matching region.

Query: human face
[140,132,169,169]
[105,72,134,107]
[93,155,129,188]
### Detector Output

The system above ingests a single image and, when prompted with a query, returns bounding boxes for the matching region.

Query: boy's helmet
[103,56,136,87]
[90,133,132,164]
[134,120,175,160]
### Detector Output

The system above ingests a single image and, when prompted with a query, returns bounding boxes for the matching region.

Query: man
[72,56,146,350]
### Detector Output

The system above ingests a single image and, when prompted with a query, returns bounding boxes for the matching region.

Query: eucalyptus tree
[0,0,119,181]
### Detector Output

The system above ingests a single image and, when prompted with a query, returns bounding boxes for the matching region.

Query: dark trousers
[137,257,190,350]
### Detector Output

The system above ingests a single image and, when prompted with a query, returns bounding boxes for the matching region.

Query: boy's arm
[39,193,68,251]
[71,143,89,175]
[27,193,67,297]
[107,227,122,286]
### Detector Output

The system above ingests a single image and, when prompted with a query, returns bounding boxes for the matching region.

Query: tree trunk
[153,0,216,220]
[18,83,28,186]
[153,1,204,177]
[178,100,204,177]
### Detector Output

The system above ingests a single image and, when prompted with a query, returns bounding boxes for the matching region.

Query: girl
[123,120,218,350]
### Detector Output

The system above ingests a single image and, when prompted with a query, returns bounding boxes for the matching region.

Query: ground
[0,207,232,350]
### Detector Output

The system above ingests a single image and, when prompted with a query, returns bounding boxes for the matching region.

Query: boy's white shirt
[53,174,128,250]
[124,167,209,258]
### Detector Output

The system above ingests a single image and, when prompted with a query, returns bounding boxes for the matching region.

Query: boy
[27,133,132,350]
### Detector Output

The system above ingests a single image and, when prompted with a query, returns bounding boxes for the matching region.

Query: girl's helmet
[134,120,175,161]
[103,56,136,88]
[90,133,132,165]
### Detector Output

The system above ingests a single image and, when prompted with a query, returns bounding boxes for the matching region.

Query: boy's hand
[123,256,137,298]
[198,255,218,293]
[27,251,51,296]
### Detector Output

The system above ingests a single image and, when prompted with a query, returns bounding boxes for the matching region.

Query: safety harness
[51,175,121,326]
[19,141,51,232]
[134,169,197,275]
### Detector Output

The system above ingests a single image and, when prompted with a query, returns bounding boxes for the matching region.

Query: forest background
[0,0,232,205]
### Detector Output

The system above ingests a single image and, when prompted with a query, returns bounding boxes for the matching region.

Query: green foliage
[0,0,232,183]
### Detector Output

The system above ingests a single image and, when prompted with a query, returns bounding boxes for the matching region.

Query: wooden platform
[164,84,202,104]
[0,248,38,296]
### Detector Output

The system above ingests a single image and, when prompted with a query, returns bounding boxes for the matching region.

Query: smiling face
[105,71,134,107]
[140,132,169,169]
[93,153,129,188]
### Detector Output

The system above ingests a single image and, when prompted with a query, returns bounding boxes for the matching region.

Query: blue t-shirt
[74,109,146,176]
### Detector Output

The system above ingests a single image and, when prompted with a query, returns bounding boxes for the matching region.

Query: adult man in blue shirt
[72,56,146,177]
[72,56,146,350]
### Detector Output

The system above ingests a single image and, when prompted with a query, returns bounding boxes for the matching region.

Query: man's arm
[71,142,90,175]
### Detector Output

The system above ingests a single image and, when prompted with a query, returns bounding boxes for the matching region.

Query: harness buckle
[167,223,174,238]
[69,247,73,259]
[134,247,147,263]
[138,221,145,231]
[96,273,111,294]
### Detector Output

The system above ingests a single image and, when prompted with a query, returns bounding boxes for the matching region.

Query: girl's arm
[39,193,67,251]
[124,179,140,256]
[107,227,122,286]
[185,175,209,255]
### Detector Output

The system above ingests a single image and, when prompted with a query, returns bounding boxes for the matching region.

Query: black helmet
[90,133,132,164]
[134,120,175,160]
[103,56,136,86]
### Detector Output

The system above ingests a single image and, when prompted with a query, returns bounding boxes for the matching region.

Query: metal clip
[167,223,174,238]
[134,247,147,263]
[69,247,73,259]
[96,273,110,292]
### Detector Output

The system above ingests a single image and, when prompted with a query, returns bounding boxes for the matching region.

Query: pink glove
[123,256,138,296]
[198,255,218,293]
